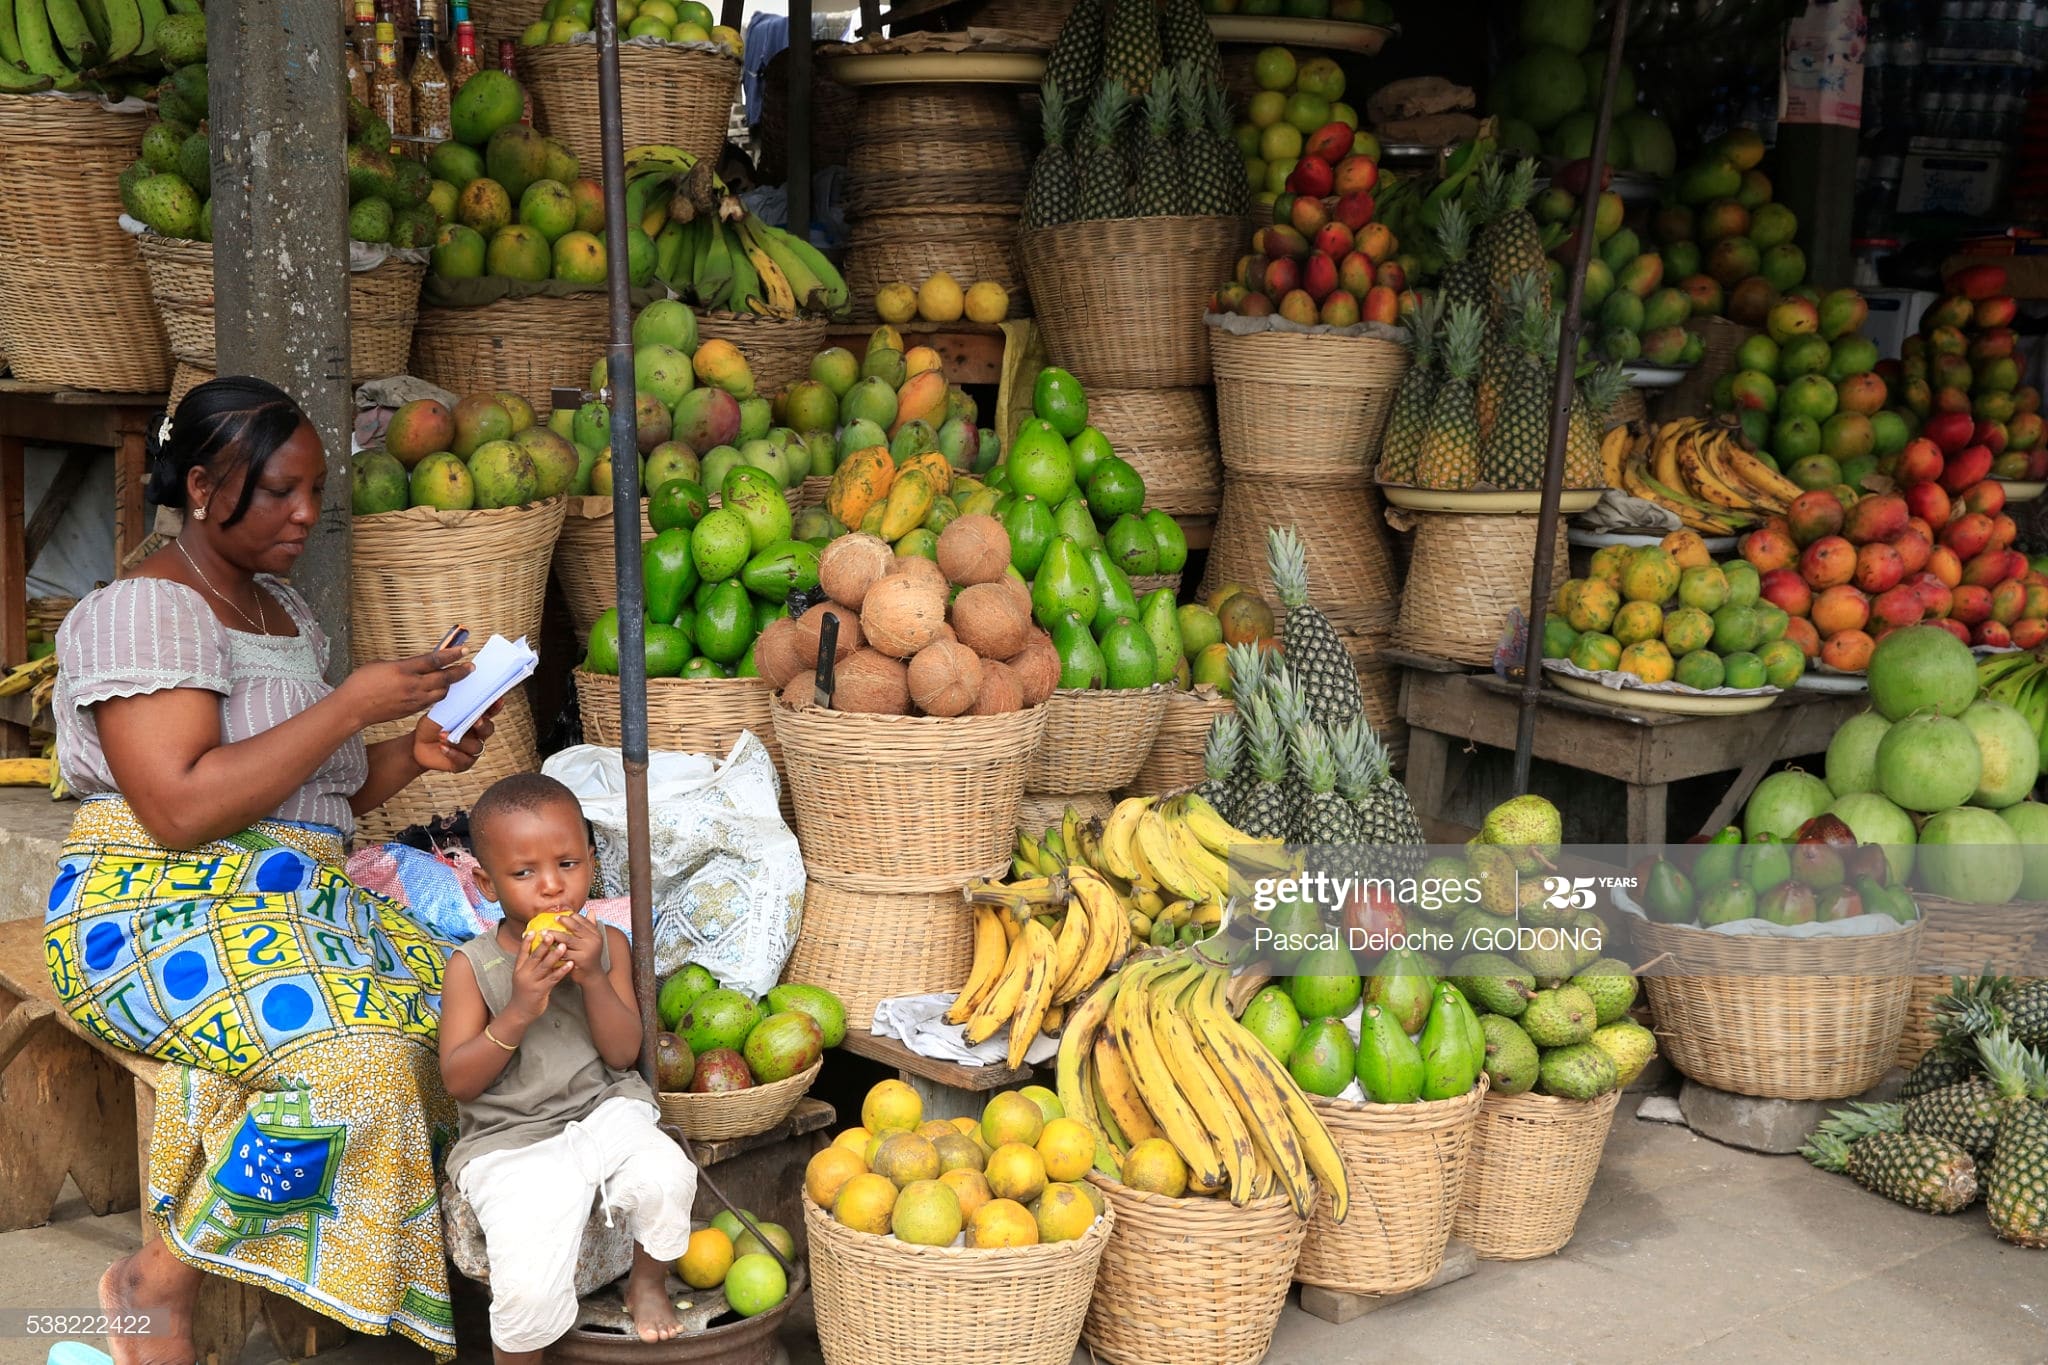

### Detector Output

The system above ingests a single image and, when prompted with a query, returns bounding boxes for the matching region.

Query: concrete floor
[3,1101,2041,1365]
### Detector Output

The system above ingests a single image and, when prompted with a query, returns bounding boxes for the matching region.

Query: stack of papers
[427,634,538,742]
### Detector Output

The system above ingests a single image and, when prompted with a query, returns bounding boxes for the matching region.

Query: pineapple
[1566,362,1628,489]
[1290,724,1359,847]
[1023,78,1079,230]
[1157,0,1220,86]
[1235,691,1290,841]
[1264,664,1311,835]
[1223,642,1270,814]
[1191,80,1246,215]
[1998,978,2048,1047]
[1413,302,1485,490]
[1196,711,1242,820]
[1224,639,1269,701]
[1799,1129,1980,1215]
[1976,1029,2048,1247]
[1482,273,1557,491]
[1099,0,1160,98]
[1132,67,1179,216]
[1267,525,1364,729]
[1077,82,1134,222]
[1434,199,1486,319]
[1904,1080,2005,1158]
[1343,718,1425,874]
[1475,157,1548,316]
[1902,1046,1982,1101]
[1377,290,1443,485]
[1043,0,1104,116]
[1476,272,1530,448]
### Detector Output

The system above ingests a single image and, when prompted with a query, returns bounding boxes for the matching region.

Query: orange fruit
[676,1227,733,1289]
[1035,1118,1096,1183]
[1031,1182,1098,1243]
[950,1116,980,1138]
[832,1126,872,1155]
[965,1197,1040,1248]
[864,1127,910,1168]
[939,1168,992,1221]
[871,1133,941,1188]
[831,1172,899,1234]
[862,1080,922,1134]
[933,1133,986,1174]
[984,1141,1048,1203]
[805,1147,867,1209]
[1120,1138,1188,1197]
[981,1091,1046,1149]
[890,1179,964,1246]
[917,1120,958,1141]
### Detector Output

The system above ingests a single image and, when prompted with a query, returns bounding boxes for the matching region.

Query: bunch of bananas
[0,739,59,795]
[1980,651,2048,757]
[1602,417,1800,535]
[1010,800,1229,952]
[1055,951,1350,1218]
[0,0,196,92]
[625,145,850,321]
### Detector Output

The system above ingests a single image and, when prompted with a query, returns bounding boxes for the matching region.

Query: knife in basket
[814,611,839,710]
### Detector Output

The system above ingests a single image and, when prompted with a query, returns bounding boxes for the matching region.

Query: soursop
[1540,1041,1620,1099]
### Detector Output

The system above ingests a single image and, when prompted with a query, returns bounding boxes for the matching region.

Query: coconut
[862,574,948,658]
[889,554,950,596]
[936,514,1011,587]
[818,533,894,610]
[1006,629,1060,708]
[754,617,805,690]
[950,582,1032,660]
[996,573,1033,619]
[971,658,1024,715]
[832,648,910,714]
[793,602,863,668]
[778,673,814,711]
[908,641,984,717]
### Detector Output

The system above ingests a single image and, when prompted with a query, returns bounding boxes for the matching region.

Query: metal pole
[786,0,813,249]
[594,0,660,1088]
[1511,3,1630,793]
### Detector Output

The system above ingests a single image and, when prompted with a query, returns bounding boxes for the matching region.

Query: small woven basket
[1209,327,1410,479]
[770,701,1047,891]
[1651,317,1755,423]
[355,687,542,843]
[1295,1080,1487,1296]
[1391,510,1570,667]
[1020,216,1246,389]
[135,234,424,380]
[963,0,1076,42]
[695,312,829,397]
[1452,1088,1621,1261]
[1632,916,1923,1100]
[804,1199,1110,1365]
[411,296,612,412]
[845,208,1027,323]
[1084,388,1222,518]
[1201,474,1399,609]
[553,497,654,646]
[1026,686,1171,793]
[655,1060,821,1141]
[523,41,741,170]
[1124,688,1233,797]
[1894,896,2047,1066]
[348,498,566,667]
[1080,1177,1304,1365]
[0,95,170,392]
[781,880,975,1024]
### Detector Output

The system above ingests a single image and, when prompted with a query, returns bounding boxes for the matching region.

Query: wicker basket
[1080,1178,1304,1365]
[522,42,741,171]
[696,312,829,397]
[1632,917,1923,1100]
[1084,388,1222,518]
[845,208,1028,324]
[1335,610,1406,771]
[1026,686,1171,793]
[1452,1088,1621,1261]
[168,361,211,409]
[1018,790,1115,832]
[1894,897,2048,1066]
[1210,327,1410,478]
[770,701,1047,891]
[135,234,424,381]
[1652,317,1755,423]
[804,1199,1110,1365]
[553,497,654,646]
[965,0,1076,41]
[1021,216,1245,389]
[355,687,542,843]
[1611,385,1649,426]
[781,880,975,1024]
[0,95,170,392]
[1125,688,1233,797]
[411,296,611,411]
[468,0,547,43]
[574,667,782,767]
[655,1060,820,1141]
[1391,510,1570,668]
[348,498,566,667]
[1294,1080,1486,1295]
[1201,475,1399,610]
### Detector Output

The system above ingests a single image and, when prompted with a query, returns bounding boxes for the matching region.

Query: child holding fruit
[440,773,698,1361]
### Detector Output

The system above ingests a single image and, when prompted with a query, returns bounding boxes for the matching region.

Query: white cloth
[870,992,1060,1067]
[455,1096,698,1353]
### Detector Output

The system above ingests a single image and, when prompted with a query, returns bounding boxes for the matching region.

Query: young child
[439,773,697,1361]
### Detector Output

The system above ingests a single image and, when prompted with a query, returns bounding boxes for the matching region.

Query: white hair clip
[157,413,174,446]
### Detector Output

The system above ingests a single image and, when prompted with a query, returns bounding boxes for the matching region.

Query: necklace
[178,540,270,634]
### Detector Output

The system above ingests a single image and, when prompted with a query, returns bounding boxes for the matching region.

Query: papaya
[896,448,953,496]
[878,467,936,541]
[825,445,894,529]
[858,501,888,536]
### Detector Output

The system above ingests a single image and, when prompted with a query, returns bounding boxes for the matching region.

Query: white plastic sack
[543,733,805,997]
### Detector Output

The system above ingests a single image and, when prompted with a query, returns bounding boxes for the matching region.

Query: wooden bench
[839,1026,1035,1123]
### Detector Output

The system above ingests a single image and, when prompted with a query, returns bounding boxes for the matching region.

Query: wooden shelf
[839,1027,1034,1093]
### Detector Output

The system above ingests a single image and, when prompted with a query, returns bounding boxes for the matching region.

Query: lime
[1085,457,1146,520]
[694,580,755,664]
[1068,425,1113,487]
[1032,367,1089,438]
[1007,420,1075,503]
[724,1253,787,1317]
[691,507,751,582]
[650,478,709,532]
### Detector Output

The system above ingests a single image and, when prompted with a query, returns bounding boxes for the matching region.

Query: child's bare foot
[624,1247,681,1343]
[98,1244,199,1365]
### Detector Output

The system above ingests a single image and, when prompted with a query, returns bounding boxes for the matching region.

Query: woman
[46,377,493,1362]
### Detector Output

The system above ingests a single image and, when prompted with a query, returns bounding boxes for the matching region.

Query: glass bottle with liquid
[450,15,482,91]
[410,0,452,147]
[371,20,412,146]
[346,0,377,105]
[499,38,533,123]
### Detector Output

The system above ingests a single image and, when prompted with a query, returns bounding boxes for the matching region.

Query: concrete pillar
[206,0,355,680]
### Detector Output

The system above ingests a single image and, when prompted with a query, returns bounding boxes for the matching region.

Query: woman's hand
[338,649,473,729]
[412,701,497,774]
[506,933,573,1027]
[555,913,607,985]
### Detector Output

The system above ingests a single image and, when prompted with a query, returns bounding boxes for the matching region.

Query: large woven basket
[1085,388,1222,518]
[696,312,829,397]
[349,498,566,667]
[1125,688,1233,796]
[1632,917,1923,1100]
[1081,1178,1304,1365]
[964,0,1076,41]
[575,667,781,767]
[1894,897,2047,1066]
[0,95,169,392]
[411,296,611,411]
[553,497,654,646]
[845,86,1029,215]
[523,42,740,170]
[1334,605,1406,770]
[1026,686,1171,794]
[781,880,975,1024]
[1210,327,1410,479]
[770,702,1047,891]
[1391,510,1570,668]
[1018,790,1115,832]
[1452,1088,1621,1261]
[135,234,425,381]
[804,1199,1110,1365]
[1201,475,1399,610]
[1020,216,1245,389]
[168,361,211,409]
[845,207,1027,324]
[1295,1080,1486,1295]
[355,687,542,843]
[655,1059,820,1141]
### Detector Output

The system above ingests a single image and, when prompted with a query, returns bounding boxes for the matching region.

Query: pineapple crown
[1442,301,1486,381]
[1290,724,1338,797]
[1265,526,1312,613]
[1225,641,1268,700]
[1472,157,1508,226]
[1433,198,1472,263]
[1241,692,1288,781]
[1971,1027,2042,1103]
[1333,716,1393,800]
[1040,76,1069,146]
[1502,272,1550,352]
[1142,65,1177,138]
[1814,1100,1903,1143]
[1504,157,1538,214]
[1577,361,1629,415]
[1202,80,1233,142]
[1170,61,1203,135]
[1265,663,1307,733]
[1203,711,1242,779]
[1085,81,1133,152]
[1797,1130,1853,1174]
[1405,289,1446,366]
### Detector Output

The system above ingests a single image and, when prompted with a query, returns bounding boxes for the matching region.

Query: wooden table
[1394,651,1865,845]
[840,1026,1036,1122]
